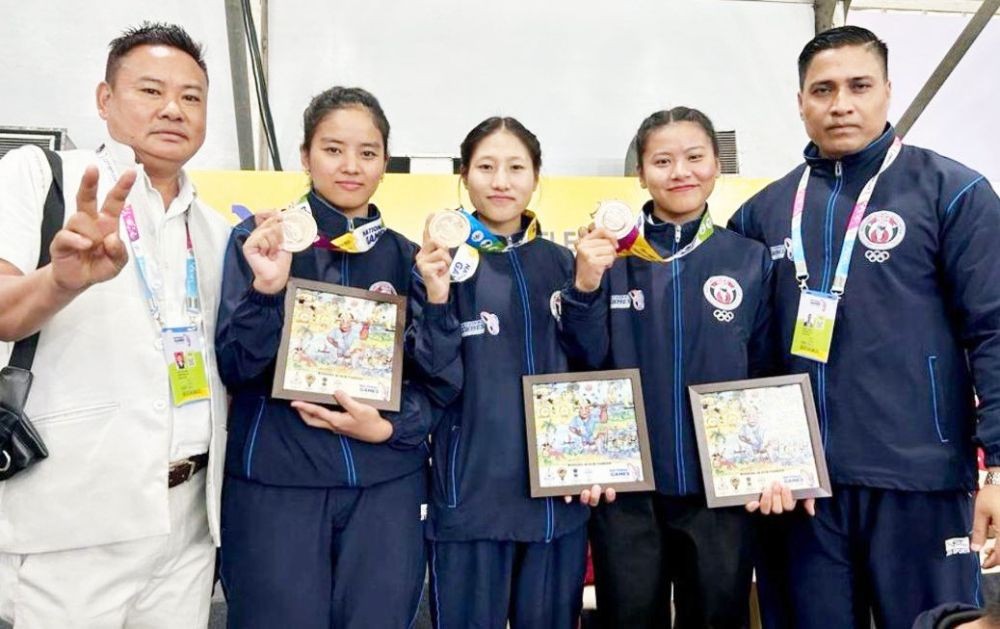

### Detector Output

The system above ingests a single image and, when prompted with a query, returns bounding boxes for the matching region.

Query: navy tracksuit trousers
[758,485,980,629]
[219,469,427,629]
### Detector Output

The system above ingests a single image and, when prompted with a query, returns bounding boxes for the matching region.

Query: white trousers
[0,473,214,628]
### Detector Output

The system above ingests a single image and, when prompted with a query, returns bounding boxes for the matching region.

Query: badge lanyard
[101,146,210,405]
[120,207,201,328]
[306,191,387,253]
[789,137,903,363]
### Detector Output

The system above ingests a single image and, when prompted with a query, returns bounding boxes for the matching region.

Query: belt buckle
[170,458,196,484]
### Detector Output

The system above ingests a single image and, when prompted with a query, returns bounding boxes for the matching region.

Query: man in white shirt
[0,23,230,627]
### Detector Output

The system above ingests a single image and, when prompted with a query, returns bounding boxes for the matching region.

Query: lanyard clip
[796,275,810,291]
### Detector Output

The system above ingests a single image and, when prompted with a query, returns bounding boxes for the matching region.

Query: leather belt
[168,453,209,488]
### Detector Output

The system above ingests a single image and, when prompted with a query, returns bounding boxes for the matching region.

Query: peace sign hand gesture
[50,166,137,293]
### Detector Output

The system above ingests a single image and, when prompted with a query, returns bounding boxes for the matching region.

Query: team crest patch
[368,281,397,295]
[703,276,743,323]
[859,210,906,263]
[628,289,645,311]
[550,291,563,322]
[461,311,500,337]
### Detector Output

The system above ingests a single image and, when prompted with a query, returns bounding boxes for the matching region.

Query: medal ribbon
[613,210,714,263]
[460,207,539,253]
[307,191,387,253]
[791,137,902,295]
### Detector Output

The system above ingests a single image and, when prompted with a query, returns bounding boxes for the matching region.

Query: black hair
[634,107,719,170]
[106,22,207,84]
[460,117,542,176]
[301,86,390,155]
[798,25,888,88]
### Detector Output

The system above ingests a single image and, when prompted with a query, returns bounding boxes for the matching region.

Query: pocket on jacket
[30,402,120,427]
[446,425,462,508]
[927,356,950,443]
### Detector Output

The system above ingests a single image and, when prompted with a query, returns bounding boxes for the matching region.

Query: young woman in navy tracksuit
[215,87,431,629]
[561,107,775,628]
[411,117,607,628]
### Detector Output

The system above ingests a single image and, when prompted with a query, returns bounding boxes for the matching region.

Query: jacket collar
[307,189,381,235]
[641,200,707,249]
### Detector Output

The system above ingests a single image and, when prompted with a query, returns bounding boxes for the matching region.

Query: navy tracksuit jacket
[729,126,1000,628]
[560,205,774,496]
[408,218,589,543]
[216,199,433,488]
[215,193,433,629]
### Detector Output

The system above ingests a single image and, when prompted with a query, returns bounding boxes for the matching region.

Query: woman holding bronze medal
[560,107,775,628]
[411,117,611,628]
[214,87,431,628]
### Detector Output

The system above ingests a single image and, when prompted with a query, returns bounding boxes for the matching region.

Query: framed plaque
[688,373,832,508]
[522,369,655,498]
[272,278,406,411]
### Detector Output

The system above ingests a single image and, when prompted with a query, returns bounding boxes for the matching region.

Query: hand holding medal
[243,212,294,295]
[583,199,715,267]
[573,217,618,294]
[416,212,457,304]
[279,202,319,253]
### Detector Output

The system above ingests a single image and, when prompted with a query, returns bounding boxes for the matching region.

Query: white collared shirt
[100,139,211,461]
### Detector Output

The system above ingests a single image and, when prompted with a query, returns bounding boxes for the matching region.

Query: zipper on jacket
[509,249,553,539]
[671,225,687,493]
[816,161,842,445]
[338,243,358,487]
[508,250,536,374]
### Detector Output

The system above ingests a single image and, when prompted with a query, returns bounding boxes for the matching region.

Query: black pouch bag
[0,148,64,480]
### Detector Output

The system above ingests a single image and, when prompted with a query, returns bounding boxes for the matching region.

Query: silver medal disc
[428,211,472,249]
[594,200,636,239]
[281,208,319,253]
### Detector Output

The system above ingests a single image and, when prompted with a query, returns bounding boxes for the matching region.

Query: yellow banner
[189,171,770,248]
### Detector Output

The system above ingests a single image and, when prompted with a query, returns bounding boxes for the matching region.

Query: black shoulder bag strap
[8,148,65,370]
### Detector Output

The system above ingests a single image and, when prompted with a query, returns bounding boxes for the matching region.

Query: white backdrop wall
[0,2,996,180]
[0,1,238,171]
[0,1,812,177]
[850,9,1000,182]
[265,0,812,177]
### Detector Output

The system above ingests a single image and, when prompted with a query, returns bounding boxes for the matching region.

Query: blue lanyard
[121,205,201,328]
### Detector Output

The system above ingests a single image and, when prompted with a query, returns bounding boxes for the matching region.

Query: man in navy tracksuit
[560,201,774,628]
[215,194,433,629]
[409,214,591,628]
[729,26,1000,629]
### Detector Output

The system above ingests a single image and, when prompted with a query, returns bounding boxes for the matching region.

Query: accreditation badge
[790,291,838,363]
[162,325,211,406]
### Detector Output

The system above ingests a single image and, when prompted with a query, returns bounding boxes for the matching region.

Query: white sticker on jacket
[461,311,500,337]
[945,537,971,557]
[610,295,631,309]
